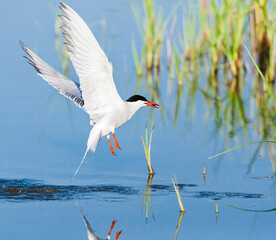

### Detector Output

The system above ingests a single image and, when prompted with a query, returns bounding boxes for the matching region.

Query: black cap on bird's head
[126,95,159,108]
[126,95,148,102]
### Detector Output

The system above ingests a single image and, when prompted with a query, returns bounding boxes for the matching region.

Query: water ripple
[0,179,264,201]
[0,179,138,201]
[195,191,263,200]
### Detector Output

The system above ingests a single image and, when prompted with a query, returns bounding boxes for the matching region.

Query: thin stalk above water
[172,175,185,212]
[141,124,155,175]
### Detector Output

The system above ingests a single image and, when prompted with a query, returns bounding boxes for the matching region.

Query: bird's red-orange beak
[145,101,159,108]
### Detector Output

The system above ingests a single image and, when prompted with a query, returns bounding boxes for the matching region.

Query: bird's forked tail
[72,126,102,179]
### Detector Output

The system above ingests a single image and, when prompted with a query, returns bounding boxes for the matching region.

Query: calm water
[0,0,275,239]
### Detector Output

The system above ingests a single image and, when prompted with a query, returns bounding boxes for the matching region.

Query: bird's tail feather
[87,126,102,153]
[72,127,101,180]
[72,148,89,180]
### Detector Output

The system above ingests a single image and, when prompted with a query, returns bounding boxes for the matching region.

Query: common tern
[82,213,122,240]
[20,2,159,176]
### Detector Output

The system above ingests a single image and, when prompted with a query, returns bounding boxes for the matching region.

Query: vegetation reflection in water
[171,175,185,240]
[132,0,276,174]
[172,211,185,240]
[142,174,155,223]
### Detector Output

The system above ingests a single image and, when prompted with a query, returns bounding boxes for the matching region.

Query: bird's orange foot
[115,141,121,150]
[113,133,121,150]
[110,148,116,156]
[108,220,117,236]
[108,139,116,156]
[116,231,122,240]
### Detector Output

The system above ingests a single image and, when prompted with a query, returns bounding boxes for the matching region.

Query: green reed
[172,175,185,212]
[132,0,276,173]
[170,0,276,95]
[251,0,276,82]
[131,0,172,75]
[207,43,276,173]
[244,43,276,100]
[211,200,276,212]
[181,1,275,155]
[141,123,154,175]
[132,0,276,97]
[208,140,276,157]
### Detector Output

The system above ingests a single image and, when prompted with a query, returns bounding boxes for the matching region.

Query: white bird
[20,2,159,176]
[81,214,122,240]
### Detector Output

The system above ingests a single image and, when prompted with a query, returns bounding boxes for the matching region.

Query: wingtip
[59,2,68,11]
[59,2,66,12]
[19,40,26,50]
[20,42,33,60]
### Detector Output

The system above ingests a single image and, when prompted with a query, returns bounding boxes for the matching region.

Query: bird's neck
[125,101,144,119]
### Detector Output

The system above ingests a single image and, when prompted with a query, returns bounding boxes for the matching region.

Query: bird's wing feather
[20,41,84,109]
[81,213,100,240]
[59,2,123,123]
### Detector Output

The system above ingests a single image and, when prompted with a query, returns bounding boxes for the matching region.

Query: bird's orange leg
[116,231,122,240]
[108,220,117,237]
[108,139,116,156]
[113,133,121,150]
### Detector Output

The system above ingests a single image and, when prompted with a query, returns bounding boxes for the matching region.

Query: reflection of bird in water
[20,2,159,177]
[82,212,122,240]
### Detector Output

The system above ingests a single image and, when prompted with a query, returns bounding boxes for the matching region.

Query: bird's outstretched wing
[59,2,123,123]
[20,41,84,109]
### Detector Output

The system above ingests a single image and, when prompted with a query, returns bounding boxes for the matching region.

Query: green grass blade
[132,39,143,76]
[247,141,263,174]
[148,125,154,158]
[208,140,276,159]
[210,200,276,212]
[243,43,276,101]
[145,123,149,156]
[174,45,180,73]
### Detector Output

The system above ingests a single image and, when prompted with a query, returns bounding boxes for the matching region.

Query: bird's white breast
[98,101,131,137]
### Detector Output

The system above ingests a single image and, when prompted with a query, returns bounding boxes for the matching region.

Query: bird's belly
[115,116,127,129]
[100,110,129,136]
